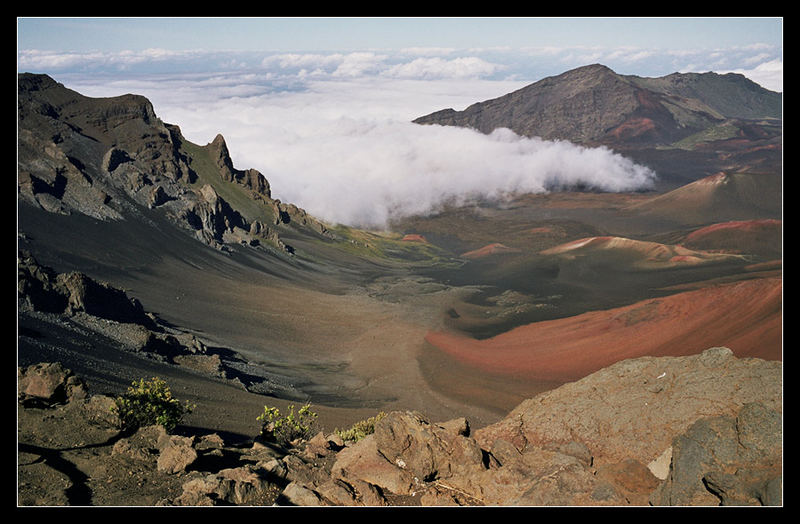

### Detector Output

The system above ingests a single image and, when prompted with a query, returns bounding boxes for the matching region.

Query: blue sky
[17,17,783,227]
[18,17,782,54]
[18,17,783,87]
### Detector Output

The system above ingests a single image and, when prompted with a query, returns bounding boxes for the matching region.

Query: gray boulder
[650,402,782,506]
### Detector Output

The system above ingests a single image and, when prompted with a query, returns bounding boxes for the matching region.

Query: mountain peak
[413,64,781,152]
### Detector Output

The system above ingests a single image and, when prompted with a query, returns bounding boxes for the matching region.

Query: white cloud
[332,52,388,77]
[742,53,772,66]
[248,122,656,227]
[383,56,503,80]
[730,59,782,92]
[18,48,200,71]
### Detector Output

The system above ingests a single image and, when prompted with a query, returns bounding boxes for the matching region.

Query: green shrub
[112,377,194,433]
[257,403,317,447]
[335,411,387,443]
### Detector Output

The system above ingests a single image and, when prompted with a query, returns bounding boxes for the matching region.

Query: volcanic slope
[414,63,782,189]
[425,276,781,384]
[624,171,782,227]
[399,171,782,408]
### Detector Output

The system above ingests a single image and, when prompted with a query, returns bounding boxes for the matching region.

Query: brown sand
[108,251,507,433]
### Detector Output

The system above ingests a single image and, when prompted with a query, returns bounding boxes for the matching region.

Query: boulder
[331,433,416,496]
[56,271,151,325]
[372,411,487,483]
[474,347,782,468]
[316,478,387,506]
[173,466,278,506]
[18,362,88,406]
[278,482,323,506]
[157,435,198,474]
[650,402,782,506]
[112,425,170,462]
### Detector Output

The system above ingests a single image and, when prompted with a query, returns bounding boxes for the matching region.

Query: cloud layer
[19,44,782,91]
[232,115,657,227]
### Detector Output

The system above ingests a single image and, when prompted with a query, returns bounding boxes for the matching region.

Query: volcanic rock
[157,435,198,474]
[207,134,271,200]
[650,402,782,506]
[18,250,152,326]
[413,64,781,188]
[17,73,320,256]
[18,362,88,406]
[473,347,781,470]
[18,349,781,506]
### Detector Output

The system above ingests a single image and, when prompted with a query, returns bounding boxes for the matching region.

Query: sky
[17,17,783,227]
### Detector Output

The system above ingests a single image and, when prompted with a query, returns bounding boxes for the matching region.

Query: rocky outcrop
[18,74,194,222]
[271,199,333,239]
[18,250,153,327]
[288,347,779,507]
[207,134,271,200]
[650,402,782,506]
[472,347,781,472]
[17,252,297,396]
[17,348,782,506]
[18,251,213,370]
[17,73,324,256]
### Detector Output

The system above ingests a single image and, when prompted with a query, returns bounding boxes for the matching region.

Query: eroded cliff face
[18,73,332,255]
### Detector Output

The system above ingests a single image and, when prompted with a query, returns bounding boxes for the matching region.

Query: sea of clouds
[24,46,780,227]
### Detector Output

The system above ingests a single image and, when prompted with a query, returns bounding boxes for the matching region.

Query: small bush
[336,411,387,443]
[112,377,194,433]
[257,403,317,447]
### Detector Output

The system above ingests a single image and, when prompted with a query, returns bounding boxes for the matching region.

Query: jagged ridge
[18,73,332,256]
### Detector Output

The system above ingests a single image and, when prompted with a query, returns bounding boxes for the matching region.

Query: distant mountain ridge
[413,64,781,155]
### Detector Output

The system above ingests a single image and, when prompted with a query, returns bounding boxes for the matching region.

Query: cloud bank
[19,44,783,91]
[253,123,657,227]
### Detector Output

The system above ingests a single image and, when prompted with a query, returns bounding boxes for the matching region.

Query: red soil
[401,234,428,243]
[608,117,656,141]
[540,235,733,268]
[461,243,522,259]
[425,277,781,383]
[684,219,782,243]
